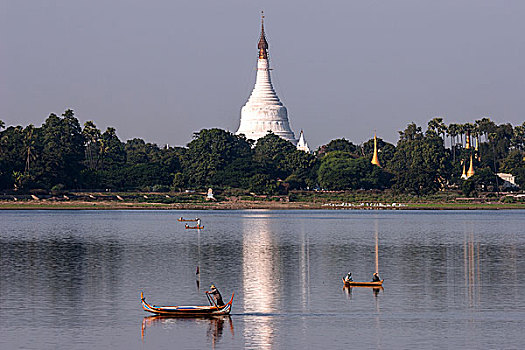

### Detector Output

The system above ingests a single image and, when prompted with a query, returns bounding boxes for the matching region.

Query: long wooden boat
[141,292,234,317]
[342,278,384,287]
[185,224,204,229]
[178,217,200,222]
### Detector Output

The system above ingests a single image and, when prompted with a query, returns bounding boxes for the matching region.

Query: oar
[206,292,219,308]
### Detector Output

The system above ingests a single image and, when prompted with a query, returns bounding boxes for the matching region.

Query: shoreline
[0,200,524,210]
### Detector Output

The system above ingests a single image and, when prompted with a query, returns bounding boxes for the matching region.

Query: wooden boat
[185,224,204,229]
[141,292,234,317]
[342,277,384,287]
[178,217,200,222]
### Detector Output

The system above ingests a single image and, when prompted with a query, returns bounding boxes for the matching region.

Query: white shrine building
[236,14,310,152]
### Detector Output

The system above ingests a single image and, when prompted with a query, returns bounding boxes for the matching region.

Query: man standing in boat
[206,285,225,306]
[345,272,353,282]
[372,272,381,282]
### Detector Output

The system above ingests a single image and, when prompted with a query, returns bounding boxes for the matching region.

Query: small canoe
[342,278,384,287]
[141,292,234,317]
[185,224,204,229]
[178,218,200,222]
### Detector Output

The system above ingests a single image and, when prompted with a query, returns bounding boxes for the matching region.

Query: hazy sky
[2,0,524,148]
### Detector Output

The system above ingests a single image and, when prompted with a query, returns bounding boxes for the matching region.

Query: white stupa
[236,13,297,145]
[296,130,311,153]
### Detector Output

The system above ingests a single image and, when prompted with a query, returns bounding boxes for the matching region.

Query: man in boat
[206,285,225,306]
[372,272,381,282]
[345,272,353,282]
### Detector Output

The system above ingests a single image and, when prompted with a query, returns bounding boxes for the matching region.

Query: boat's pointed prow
[141,292,144,301]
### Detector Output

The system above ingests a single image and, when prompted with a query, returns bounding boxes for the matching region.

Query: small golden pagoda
[466,153,475,178]
[371,133,381,167]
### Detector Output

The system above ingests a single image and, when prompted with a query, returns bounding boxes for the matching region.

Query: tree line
[0,111,524,195]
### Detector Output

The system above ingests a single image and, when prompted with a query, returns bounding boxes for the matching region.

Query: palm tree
[456,124,464,146]
[476,117,496,142]
[83,121,102,170]
[23,125,36,175]
[464,122,475,149]
[427,117,447,143]
[447,123,459,161]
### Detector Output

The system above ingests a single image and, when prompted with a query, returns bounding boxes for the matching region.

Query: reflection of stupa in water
[241,213,277,349]
[464,228,481,308]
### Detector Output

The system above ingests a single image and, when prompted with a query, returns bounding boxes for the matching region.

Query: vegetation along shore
[1,111,524,205]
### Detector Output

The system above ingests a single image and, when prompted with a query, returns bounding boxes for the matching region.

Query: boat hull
[141,292,234,317]
[342,278,384,287]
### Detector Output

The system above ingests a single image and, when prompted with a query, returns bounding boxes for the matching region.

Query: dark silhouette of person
[206,284,225,306]
[345,272,353,282]
[372,272,381,282]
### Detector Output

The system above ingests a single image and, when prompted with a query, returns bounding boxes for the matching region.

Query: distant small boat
[342,277,384,287]
[178,217,200,222]
[185,224,204,229]
[141,292,234,317]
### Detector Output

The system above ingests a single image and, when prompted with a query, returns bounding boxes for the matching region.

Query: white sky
[1,0,524,148]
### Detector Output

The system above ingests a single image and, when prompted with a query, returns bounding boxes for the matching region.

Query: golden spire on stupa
[466,153,475,178]
[371,133,381,167]
[465,133,471,150]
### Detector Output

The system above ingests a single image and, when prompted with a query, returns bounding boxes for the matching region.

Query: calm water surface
[1,210,524,349]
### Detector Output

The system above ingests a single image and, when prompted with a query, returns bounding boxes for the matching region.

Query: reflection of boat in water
[141,292,234,316]
[342,220,384,289]
[141,315,234,344]
[178,217,200,222]
[342,277,384,287]
[185,224,204,229]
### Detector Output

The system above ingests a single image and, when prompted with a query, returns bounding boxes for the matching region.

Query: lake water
[1,210,524,349]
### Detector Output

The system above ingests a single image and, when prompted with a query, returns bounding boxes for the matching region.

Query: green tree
[39,110,85,189]
[253,132,318,190]
[82,121,102,170]
[427,117,447,141]
[253,132,297,179]
[172,172,185,191]
[184,128,253,188]
[100,127,126,170]
[511,122,525,150]
[390,125,450,195]
[317,138,358,157]
[501,150,524,173]
[361,137,396,168]
[398,122,423,142]
[317,152,391,190]
[461,179,477,197]
[0,126,25,189]
[248,173,278,195]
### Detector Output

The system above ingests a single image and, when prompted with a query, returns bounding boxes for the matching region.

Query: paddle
[206,292,219,308]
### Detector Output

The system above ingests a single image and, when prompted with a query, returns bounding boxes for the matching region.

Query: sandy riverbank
[1,200,524,210]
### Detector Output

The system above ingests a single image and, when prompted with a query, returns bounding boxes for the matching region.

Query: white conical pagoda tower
[236,13,297,145]
[296,130,310,153]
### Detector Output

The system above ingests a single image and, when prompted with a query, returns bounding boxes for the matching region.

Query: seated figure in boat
[206,284,225,306]
[344,272,353,282]
[372,272,381,282]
